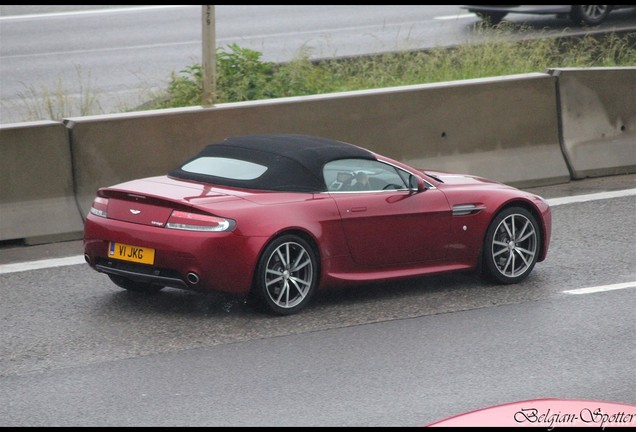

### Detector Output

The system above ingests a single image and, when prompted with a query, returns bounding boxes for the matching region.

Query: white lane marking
[0,188,634,275]
[546,188,636,206]
[563,282,636,295]
[0,255,86,275]
[0,6,192,21]
[434,14,476,20]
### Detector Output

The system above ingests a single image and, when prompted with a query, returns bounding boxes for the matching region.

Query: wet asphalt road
[0,174,635,426]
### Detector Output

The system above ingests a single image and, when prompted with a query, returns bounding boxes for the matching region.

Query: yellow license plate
[108,242,155,265]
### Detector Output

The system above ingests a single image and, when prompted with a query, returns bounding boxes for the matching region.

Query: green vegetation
[14,66,103,121]
[151,26,636,109]
[10,25,636,121]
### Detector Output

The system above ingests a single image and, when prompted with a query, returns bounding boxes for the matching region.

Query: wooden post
[202,5,216,106]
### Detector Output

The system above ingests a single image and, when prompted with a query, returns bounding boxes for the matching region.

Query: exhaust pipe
[84,254,91,265]
[186,272,200,285]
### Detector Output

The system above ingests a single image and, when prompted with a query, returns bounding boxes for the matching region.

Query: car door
[325,159,452,267]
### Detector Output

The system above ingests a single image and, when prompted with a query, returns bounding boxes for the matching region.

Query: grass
[10,66,104,122]
[8,24,636,121]
[147,25,636,108]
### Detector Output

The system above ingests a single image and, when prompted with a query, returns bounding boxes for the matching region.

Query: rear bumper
[83,213,267,295]
[93,258,190,289]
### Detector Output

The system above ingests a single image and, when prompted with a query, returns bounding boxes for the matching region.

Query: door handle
[349,207,367,213]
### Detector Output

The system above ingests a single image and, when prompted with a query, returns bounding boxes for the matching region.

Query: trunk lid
[100,176,242,227]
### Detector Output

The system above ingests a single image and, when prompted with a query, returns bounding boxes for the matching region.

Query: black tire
[108,274,164,293]
[570,5,611,25]
[475,11,508,25]
[251,234,318,316]
[482,207,541,284]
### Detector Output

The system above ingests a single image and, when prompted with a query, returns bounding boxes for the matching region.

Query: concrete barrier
[0,121,84,244]
[549,67,636,179]
[356,73,570,188]
[6,67,632,244]
[68,72,571,218]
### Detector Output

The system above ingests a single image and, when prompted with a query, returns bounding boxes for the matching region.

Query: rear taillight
[89,197,109,218]
[166,210,235,232]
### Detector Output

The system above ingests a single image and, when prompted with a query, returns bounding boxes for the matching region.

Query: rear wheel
[251,234,318,316]
[482,207,540,284]
[108,274,164,293]
[570,5,611,25]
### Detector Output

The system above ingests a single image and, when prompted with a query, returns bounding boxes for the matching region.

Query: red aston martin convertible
[83,134,552,315]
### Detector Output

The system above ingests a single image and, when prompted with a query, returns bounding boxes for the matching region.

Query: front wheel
[482,207,541,284]
[251,235,318,316]
[570,5,611,25]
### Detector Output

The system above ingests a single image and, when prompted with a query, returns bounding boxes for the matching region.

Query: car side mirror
[409,174,425,192]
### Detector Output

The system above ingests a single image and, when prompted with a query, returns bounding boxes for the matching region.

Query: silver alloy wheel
[264,241,314,309]
[571,5,611,25]
[490,213,538,278]
[579,5,610,20]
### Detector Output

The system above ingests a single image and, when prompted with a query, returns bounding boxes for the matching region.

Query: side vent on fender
[452,204,486,216]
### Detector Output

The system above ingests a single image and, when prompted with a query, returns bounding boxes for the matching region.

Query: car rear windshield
[181,157,268,180]
[169,144,325,192]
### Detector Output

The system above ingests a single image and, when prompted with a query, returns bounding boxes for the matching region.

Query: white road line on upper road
[563,282,636,295]
[434,14,476,20]
[2,8,473,24]
[0,188,634,275]
[0,6,192,21]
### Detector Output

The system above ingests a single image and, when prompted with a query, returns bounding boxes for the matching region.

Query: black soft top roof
[169,134,376,192]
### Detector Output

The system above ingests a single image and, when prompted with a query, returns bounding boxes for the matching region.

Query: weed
[10,27,636,121]
[151,27,635,109]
